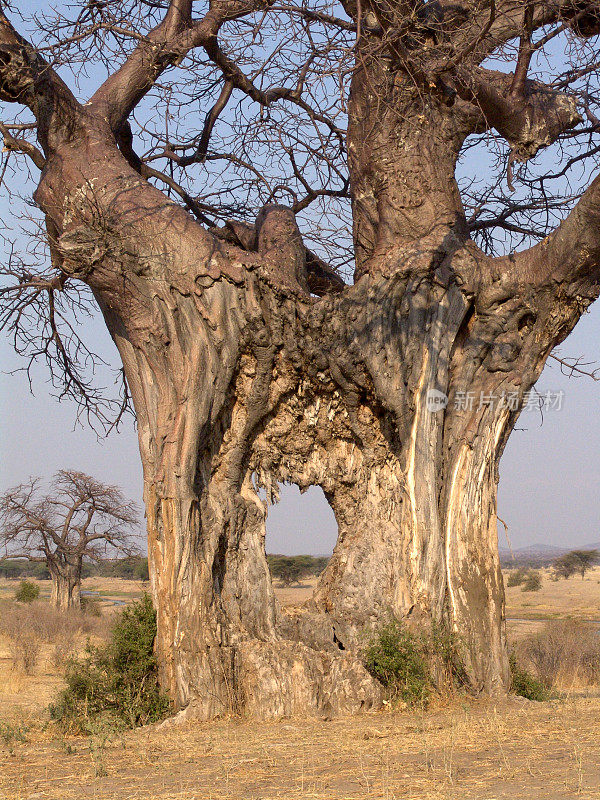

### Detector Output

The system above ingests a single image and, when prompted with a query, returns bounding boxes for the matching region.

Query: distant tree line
[267,555,329,587]
[0,555,149,582]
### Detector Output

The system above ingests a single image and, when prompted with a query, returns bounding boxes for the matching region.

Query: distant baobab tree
[0,471,139,610]
[2,1,600,717]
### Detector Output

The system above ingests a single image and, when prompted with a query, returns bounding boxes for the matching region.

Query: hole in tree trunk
[263,483,337,606]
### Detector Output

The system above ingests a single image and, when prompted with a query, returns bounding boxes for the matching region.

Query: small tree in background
[570,550,600,579]
[267,555,315,587]
[0,471,140,610]
[553,550,600,581]
[553,554,577,580]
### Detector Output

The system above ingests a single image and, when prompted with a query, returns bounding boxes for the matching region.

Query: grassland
[0,568,599,799]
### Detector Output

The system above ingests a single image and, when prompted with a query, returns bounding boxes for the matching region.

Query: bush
[14,580,40,604]
[426,622,469,691]
[81,596,102,617]
[0,722,29,754]
[50,594,170,731]
[51,636,76,670]
[506,569,527,588]
[363,619,431,705]
[11,631,41,674]
[509,653,551,701]
[521,571,542,592]
[515,619,600,689]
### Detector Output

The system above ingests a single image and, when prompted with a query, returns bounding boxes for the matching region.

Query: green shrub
[426,622,469,691]
[506,569,526,588]
[0,721,29,754]
[80,596,102,617]
[509,653,551,701]
[363,619,431,705]
[521,571,542,592]
[50,594,170,731]
[14,580,40,604]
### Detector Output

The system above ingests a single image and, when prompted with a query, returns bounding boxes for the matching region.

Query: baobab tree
[0,471,139,609]
[1,0,600,718]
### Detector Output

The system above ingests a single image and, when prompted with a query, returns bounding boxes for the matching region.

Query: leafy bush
[363,619,431,705]
[509,653,551,701]
[506,569,527,588]
[50,594,170,731]
[425,622,469,691]
[14,580,40,604]
[521,571,542,592]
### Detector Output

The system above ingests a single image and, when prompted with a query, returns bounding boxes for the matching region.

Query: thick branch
[0,11,81,152]
[502,170,600,287]
[453,66,581,160]
[89,0,271,131]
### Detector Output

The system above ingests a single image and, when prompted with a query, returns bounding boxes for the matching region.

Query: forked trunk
[49,561,81,611]
[35,112,591,719]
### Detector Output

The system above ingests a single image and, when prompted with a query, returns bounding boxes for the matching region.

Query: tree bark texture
[49,558,82,611]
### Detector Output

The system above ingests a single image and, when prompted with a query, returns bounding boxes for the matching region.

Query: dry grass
[0,599,111,726]
[514,619,600,691]
[0,573,599,799]
[1,696,600,799]
[503,565,600,622]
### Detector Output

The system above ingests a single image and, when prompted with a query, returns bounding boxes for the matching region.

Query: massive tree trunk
[24,39,600,717]
[49,557,82,611]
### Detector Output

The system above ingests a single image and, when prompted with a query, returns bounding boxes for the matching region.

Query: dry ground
[0,568,599,799]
